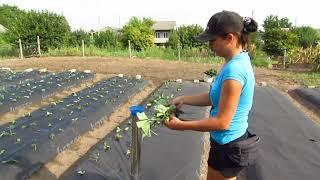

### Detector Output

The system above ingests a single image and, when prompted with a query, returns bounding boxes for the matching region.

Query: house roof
[152,21,176,31]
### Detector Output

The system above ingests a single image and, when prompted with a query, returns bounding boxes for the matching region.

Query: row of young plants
[0,76,147,179]
[0,71,93,115]
[0,69,48,84]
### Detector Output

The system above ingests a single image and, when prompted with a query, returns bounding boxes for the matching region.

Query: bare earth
[0,56,319,180]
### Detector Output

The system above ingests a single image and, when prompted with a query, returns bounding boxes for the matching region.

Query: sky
[1,0,319,31]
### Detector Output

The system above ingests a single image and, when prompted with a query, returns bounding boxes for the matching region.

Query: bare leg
[207,166,237,180]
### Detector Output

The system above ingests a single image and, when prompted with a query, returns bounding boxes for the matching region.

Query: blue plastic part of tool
[130,105,145,117]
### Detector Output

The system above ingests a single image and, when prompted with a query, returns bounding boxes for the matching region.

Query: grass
[44,46,224,64]
[280,71,320,87]
[0,44,18,60]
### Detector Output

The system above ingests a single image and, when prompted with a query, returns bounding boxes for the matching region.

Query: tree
[166,30,179,49]
[262,15,297,56]
[167,24,206,49]
[0,5,23,29]
[94,29,121,48]
[1,5,71,51]
[291,26,320,48]
[68,29,91,47]
[262,15,292,31]
[121,17,155,51]
[262,28,298,56]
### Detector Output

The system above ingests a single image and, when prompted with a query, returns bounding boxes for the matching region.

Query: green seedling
[2,159,18,164]
[31,143,37,151]
[0,149,5,156]
[24,112,31,117]
[126,149,131,157]
[115,133,122,141]
[30,122,37,126]
[89,152,100,162]
[116,127,122,133]
[103,142,110,151]
[136,93,181,138]
[49,133,55,140]
[77,170,86,176]
[21,125,28,129]
[15,138,21,144]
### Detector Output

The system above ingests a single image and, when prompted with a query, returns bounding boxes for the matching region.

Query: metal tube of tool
[129,105,144,180]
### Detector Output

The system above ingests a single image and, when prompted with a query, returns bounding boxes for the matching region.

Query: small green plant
[115,133,122,141]
[31,143,37,151]
[136,93,182,137]
[89,152,100,162]
[77,170,86,176]
[103,142,110,151]
[2,159,18,164]
[204,68,217,77]
[0,149,5,156]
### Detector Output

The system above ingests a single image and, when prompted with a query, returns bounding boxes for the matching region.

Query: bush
[168,24,206,49]
[291,26,320,48]
[122,17,155,51]
[94,29,121,48]
[262,28,298,56]
[68,30,92,47]
[2,5,71,52]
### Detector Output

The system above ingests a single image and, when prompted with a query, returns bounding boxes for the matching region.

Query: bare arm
[181,92,211,106]
[166,79,242,131]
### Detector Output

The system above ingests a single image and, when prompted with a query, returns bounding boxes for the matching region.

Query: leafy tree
[262,15,297,56]
[0,5,23,29]
[68,29,91,47]
[262,28,298,56]
[263,15,292,31]
[1,5,71,51]
[291,26,320,48]
[168,24,206,49]
[94,29,121,48]
[122,17,155,51]
[166,30,179,49]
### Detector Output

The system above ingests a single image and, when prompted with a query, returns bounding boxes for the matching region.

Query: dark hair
[239,17,258,48]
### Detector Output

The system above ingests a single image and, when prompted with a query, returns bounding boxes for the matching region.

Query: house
[152,21,176,47]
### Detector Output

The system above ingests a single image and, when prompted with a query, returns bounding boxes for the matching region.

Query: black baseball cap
[195,11,244,42]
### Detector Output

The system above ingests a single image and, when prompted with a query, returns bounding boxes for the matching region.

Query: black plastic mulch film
[0,76,148,180]
[0,71,94,115]
[62,82,210,180]
[292,87,320,108]
[0,70,48,85]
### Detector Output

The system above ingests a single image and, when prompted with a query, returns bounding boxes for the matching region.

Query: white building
[152,21,176,47]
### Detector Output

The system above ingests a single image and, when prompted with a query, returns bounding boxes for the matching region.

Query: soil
[1,56,319,180]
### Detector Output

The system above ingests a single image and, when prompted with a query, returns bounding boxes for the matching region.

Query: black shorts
[207,131,260,178]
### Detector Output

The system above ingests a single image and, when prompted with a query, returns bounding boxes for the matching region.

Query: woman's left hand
[164,114,184,130]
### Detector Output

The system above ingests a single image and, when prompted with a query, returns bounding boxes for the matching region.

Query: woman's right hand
[171,96,184,109]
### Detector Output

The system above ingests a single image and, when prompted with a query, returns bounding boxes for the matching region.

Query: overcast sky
[1,0,319,31]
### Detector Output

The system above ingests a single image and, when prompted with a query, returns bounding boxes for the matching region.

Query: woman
[164,11,260,180]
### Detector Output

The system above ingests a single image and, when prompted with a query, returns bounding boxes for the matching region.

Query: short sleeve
[221,62,246,86]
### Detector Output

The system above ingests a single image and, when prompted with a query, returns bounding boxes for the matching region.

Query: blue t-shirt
[209,52,255,145]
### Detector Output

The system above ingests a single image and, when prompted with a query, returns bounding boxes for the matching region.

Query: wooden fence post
[19,39,23,59]
[82,40,85,57]
[178,40,181,61]
[128,40,132,59]
[37,36,41,56]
